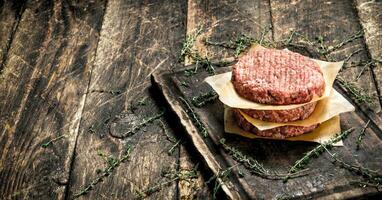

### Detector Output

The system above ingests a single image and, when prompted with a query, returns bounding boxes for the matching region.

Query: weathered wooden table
[0,0,381,199]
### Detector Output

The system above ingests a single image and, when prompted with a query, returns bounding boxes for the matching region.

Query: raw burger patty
[232,48,325,105]
[240,101,317,123]
[234,109,318,139]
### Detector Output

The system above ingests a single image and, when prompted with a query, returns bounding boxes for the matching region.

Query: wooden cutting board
[151,65,382,199]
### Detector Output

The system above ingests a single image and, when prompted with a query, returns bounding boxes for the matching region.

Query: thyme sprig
[206,165,237,199]
[117,110,165,138]
[180,26,216,75]
[204,29,364,63]
[180,27,231,76]
[90,89,122,95]
[288,128,355,174]
[356,120,370,150]
[194,54,215,75]
[337,78,373,104]
[41,135,65,148]
[233,35,256,56]
[73,144,133,198]
[204,39,235,49]
[220,139,307,180]
[168,139,181,155]
[183,48,215,75]
[136,98,148,106]
[135,167,198,199]
[204,34,255,56]
[321,30,364,55]
[158,120,181,155]
[158,120,176,143]
[180,80,190,88]
[220,139,266,174]
[184,68,198,77]
[355,61,375,80]
[191,91,218,107]
[180,26,203,60]
[179,97,208,137]
[205,26,272,57]
[282,30,364,57]
[344,49,363,63]
[323,145,382,187]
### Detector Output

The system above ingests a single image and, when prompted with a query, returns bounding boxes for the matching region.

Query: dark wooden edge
[151,70,248,200]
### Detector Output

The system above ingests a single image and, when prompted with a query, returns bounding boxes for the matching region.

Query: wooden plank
[355,0,382,112]
[269,0,382,138]
[152,64,382,199]
[0,0,105,199]
[341,111,382,171]
[178,145,211,200]
[67,0,188,199]
[186,0,272,63]
[0,0,25,69]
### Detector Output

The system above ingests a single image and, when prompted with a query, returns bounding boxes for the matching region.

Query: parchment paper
[224,107,343,146]
[205,45,344,110]
[238,89,354,130]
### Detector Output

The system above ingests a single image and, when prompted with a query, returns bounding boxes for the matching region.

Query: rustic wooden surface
[0,0,381,199]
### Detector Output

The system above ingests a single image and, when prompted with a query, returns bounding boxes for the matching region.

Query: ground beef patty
[234,109,318,139]
[240,101,317,123]
[232,48,325,105]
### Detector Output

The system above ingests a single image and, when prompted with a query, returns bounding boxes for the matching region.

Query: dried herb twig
[220,139,308,180]
[118,110,165,138]
[180,26,216,75]
[323,145,382,187]
[191,91,218,107]
[180,80,190,88]
[90,89,122,95]
[321,30,364,55]
[179,97,208,137]
[337,78,373,104]
[288,128,355,174]
[206,165,237,199]
[344,49,363,63]
[220,139,266,174]
[356,120,370,150]
[181,26,203,60]
[356,61,375,80]
[168,140,181,155]
[158,120,176,143]
[204,39,235,49]
[73,144,133,198]
[233,35,256,56]
[41,135,65,148]
[158,119,181,155]
[135,167,198,199]
[136,98,148,106]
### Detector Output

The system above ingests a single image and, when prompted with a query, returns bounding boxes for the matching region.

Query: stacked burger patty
[231,48,326,139]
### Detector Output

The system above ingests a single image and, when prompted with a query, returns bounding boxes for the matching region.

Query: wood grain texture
[0,0,105,199]
[178,145,211,200]
[186,0,272,63]
[355,0,382,113]
[67,0,188,199]
[0,0,25,70]
[0,0,381,199]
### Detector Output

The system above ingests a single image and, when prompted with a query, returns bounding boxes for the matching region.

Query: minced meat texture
[232,48,325,105]
[240,102,317,123]
[234,109,318,139]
